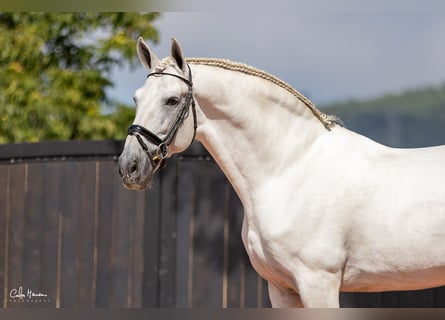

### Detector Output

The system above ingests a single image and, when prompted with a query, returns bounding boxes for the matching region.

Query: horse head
[118,37,197,190]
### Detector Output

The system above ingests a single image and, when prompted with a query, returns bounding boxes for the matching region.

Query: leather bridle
[127,64,197,169]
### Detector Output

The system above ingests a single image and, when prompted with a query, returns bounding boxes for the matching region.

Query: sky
[109,9,445,107]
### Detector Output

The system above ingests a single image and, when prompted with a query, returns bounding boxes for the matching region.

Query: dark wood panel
[57,161,80,307]
[40,162,63,308]
[348,292,383,308]
[243,263,262,308]
[0,166,9,307]
[175,162,194,308]
[95,161,115,307]
[226,185,253,308]
[0,140,123,162]
[141,173,162,307]
[396,289,435,307]
[259,278,271,307]
[434,286,445,307]
[158,164,179,307]
[6,164,27,308]
[127,186,146,307]
[340,292,360,307]
[110,169,132,307]
[75,161,97,307]
[22,164,46,308]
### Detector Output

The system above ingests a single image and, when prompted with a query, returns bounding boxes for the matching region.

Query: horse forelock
[154,57,178,73]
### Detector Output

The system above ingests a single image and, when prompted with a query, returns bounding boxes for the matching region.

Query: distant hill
[322,84,445,148]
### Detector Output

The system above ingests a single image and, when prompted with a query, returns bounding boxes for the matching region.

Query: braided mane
[186,57,340,129]
[154,57,175,72]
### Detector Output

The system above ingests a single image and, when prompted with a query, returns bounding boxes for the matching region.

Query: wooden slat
[110,170,132,307]
[243,262,261,307]
[127,187,146,307]
[397,288,435,307]
[175,162,194,308]
[221,183,231,308]
[339,292,358,307]
[203,166,226,308]
[0,165,9,307]
[40,162,62,308]
[141,172,162,307]
[226,186,247,308]
[226,258,243,308]
[6,164,27,308]
[184,161,207,307]
[348,292,384,307]
[381,291,399,307]
[75,161,97,307]
[58,161,82,307]
[259,277,271,307]
[158,163,179,307]
[434,286,445,307]
[22,164,46,308]
[95,161,115,307]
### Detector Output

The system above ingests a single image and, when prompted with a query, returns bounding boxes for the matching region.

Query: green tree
[0,12,159,143]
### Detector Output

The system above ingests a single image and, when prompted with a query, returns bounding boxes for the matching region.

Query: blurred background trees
[0,12,159,143]
[325,84,445,148]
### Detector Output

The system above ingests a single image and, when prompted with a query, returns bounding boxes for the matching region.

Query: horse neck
[191,64,328,208]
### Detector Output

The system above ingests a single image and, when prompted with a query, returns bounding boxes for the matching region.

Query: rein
[127,64,197,169]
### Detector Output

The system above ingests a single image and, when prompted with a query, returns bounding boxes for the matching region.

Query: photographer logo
[9,286,50,304]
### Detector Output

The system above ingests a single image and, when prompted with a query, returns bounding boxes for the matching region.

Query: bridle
[127,64,197,169]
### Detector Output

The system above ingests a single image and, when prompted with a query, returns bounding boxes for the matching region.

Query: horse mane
[186,57,341,130]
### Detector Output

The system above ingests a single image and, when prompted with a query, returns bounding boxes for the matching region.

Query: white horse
[118,37,445,308]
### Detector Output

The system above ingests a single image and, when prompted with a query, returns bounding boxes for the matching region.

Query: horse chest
[242,229,281,285]
[241,217,297,287]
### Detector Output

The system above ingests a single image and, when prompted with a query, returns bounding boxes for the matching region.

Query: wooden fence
[0,140,444,308]
[0,140,268,308]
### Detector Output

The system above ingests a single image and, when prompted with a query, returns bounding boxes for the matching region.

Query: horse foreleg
[296,268,342,308]
[268,282,304,308]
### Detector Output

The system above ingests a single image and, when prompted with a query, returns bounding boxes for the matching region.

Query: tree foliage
[0,12,159,143]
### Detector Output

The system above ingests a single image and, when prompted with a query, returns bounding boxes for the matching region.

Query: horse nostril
[129,160,138,174]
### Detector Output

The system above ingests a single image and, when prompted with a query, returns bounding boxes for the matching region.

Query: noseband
[127,64,197,169]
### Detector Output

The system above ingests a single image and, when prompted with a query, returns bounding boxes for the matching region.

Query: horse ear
[137,36,159,71]
[170,38,187,73]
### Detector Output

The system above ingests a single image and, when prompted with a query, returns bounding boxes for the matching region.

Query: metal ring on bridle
[151,142,168,162]
[127,64,197,169]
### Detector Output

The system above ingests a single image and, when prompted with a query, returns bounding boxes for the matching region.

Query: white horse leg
[296,269,342,308]
[268,282,304,308]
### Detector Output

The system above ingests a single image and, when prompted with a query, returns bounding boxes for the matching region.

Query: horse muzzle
[118,148,153,190]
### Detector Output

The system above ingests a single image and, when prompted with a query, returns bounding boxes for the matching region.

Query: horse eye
[166,97,180,106]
